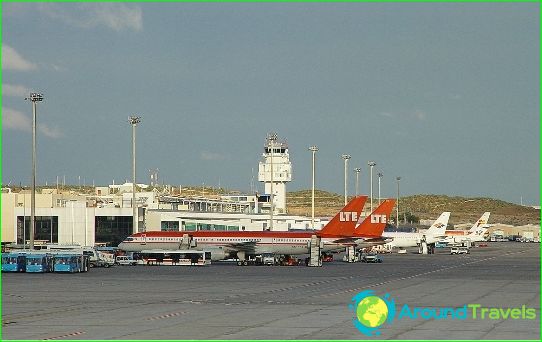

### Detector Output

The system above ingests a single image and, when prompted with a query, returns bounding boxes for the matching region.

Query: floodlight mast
[341,155,351,205]
[25,92,44,250]
[129,116,141,233]
[309,146,318,228]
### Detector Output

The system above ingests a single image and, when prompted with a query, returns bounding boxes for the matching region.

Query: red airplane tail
[318,196,368,237]
[353,199,396,237]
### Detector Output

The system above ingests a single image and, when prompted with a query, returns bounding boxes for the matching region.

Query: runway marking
[146,311,187,321]
[321,250,528,298]
[5,293,24,298]
[43,331,85,340]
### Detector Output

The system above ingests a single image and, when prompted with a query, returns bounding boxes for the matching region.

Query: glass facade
[161,221,179,231]
[16,216,58,244]
[95,216,133,247]
[182,222,239,231]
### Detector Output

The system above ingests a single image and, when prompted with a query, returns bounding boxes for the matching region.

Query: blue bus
[1,252,27,272]
[53,254,89,273]
[26,253,54,273]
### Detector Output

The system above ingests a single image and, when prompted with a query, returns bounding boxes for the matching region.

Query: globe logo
[357,296,388,327]
[349,290,396,336]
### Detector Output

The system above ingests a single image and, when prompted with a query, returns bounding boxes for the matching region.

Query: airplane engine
[207,248,228,261]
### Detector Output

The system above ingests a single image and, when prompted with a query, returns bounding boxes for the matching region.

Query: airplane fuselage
[382,232,442,248]
[118,231,363,258]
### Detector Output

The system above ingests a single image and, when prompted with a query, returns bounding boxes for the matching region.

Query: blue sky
[2,2,539,205]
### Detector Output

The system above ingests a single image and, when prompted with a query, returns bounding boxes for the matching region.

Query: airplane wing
[328,237,358,245]
[223,241,258,254]
[331,237,391,245]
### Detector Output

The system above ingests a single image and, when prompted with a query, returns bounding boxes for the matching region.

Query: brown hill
[287,191,540,226]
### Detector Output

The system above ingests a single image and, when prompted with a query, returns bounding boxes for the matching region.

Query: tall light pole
[25,92,43,250]
[269,132,277,231]
[354,168,361,196]
[368,161,376,213]
[129,116,141,234]
[377,172,383,205]
[309,146,318,229]
[341,155,351,205]
[396,176,401,229]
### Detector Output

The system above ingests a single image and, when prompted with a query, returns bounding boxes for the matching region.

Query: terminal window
[161,221,179,231]
[16,216,58,245]
[95,216,132,247]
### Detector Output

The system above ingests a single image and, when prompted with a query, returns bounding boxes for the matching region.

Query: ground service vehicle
[362,253,383,263]
[115,255,138,266]
[85,250,114,268]
[136,250,211,266]
[26,254,54,273]
[53,254,89,273]
[260,253,275,265]
[1,252,27,272]
[322,254,334,262]
[450,247,469,255]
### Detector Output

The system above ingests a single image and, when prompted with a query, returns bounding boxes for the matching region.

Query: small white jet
[442,212,491,246]
[382,212,451,250]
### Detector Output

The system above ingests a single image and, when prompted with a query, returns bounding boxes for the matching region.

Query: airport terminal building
[1,185,325,248]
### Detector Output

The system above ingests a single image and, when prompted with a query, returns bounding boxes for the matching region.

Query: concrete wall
[1,193,16,242]
[146,211,162,232]
[57,202,96,246]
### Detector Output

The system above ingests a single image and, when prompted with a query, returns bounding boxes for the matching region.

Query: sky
[2,2,540,205]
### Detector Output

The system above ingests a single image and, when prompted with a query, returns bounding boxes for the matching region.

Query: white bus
[135,250,211,266]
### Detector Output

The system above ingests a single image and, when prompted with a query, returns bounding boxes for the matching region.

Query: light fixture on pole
[25,92,43,250]
[341,154,351,205]
[367,161,376,213]
[309,146,318,229]
[354,168,361,196]
[396,176,401,229]
[377,172,383,205]
[128,116,141,234]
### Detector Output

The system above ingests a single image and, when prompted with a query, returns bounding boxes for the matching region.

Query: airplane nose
[118,242,126,250]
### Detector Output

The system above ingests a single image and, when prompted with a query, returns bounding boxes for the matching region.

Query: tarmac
[2,242,540,340]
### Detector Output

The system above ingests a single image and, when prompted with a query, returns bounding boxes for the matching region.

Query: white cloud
[51,64,67,72]
[1,44,38,71]
[379,112,394,118]
[2,107,31,132]
[2,106,62,138]
[39,124,62,139]
[414,109,426,121]
[200,151,226,161]
[2,84,31,97]
[38,3,142,32]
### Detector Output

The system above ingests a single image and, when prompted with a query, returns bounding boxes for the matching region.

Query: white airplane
[382,212,451,250]
[441,212,491,246]
[118,196,396,261]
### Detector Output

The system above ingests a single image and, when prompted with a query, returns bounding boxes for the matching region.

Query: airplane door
[140,234,147,245]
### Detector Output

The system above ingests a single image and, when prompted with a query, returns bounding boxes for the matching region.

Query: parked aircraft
[118,196,395,261]
[382,212,451,250]
[442,212,491,245]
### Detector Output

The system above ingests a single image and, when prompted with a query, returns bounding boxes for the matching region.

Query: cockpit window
[125,237,134,241]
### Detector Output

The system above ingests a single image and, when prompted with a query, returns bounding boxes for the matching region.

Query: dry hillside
[287,191,540,226]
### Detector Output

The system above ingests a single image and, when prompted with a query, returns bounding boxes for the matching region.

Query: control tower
[258,133,292,214]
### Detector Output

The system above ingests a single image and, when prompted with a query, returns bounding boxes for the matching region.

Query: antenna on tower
[149,168,159,187]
